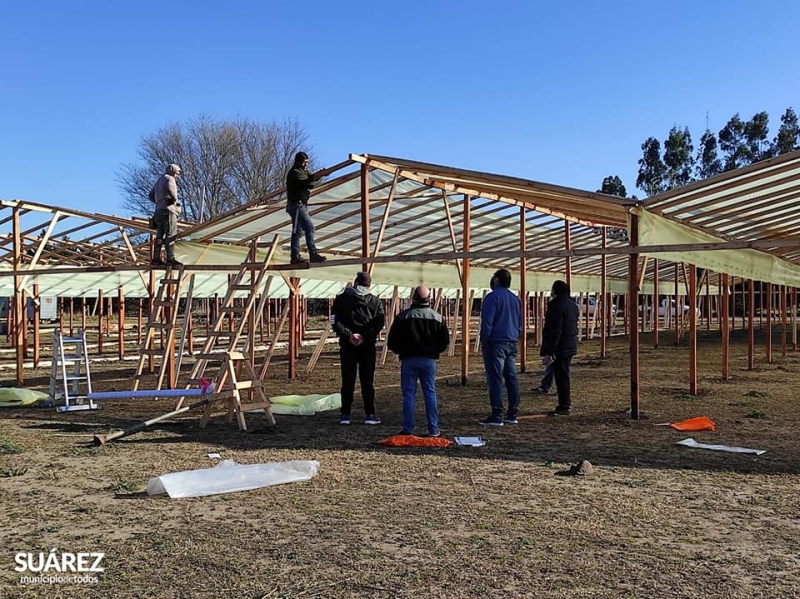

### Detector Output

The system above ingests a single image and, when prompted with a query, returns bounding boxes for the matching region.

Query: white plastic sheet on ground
[268,393,341,416]
[677,438,766,455]
[146,460,320,498]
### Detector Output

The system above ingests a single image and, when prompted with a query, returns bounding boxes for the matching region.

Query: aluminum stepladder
[49,328,98,412]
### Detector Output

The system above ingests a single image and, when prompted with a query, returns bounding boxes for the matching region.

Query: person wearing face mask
[540,280,580,416]
[478,268,523,426]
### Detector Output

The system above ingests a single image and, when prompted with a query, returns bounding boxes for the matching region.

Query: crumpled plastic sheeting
[677,438,766,455]
[146,459,319,498]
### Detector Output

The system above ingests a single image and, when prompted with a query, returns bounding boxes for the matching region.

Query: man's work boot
[290,254,308,265]
[309,253,327,263]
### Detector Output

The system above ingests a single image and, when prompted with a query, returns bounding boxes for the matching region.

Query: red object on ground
[669,416,716,432]
[379,435,452,447]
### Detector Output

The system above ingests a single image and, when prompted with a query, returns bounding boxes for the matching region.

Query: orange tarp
[379,435,452,448]
[669,416,716,432]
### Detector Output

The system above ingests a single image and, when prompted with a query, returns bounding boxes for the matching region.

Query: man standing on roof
[149,163,183,266]
[479,268,523,426]
[286,151,326,265]
[331,271,385,425]
[388,285,450,437]
[540,280,579,416]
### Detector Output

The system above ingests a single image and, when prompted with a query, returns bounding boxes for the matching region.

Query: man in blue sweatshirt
[479,268,523,426]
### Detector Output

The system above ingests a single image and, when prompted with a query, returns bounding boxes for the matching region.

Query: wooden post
[628,211,640,420]
[32,284,40,367]
[652,259,659,348]
[564,220,572,288]
[12,205,24,385]
[792,287,798,351]
[518,205,527,373]
[721,273,730,380]
[600,227,607,358]
[69,296,74,336]
[674,263,680,345]
[688,264,697,395]
[766,282,772,363]
[288,277,300,380]
[137,299,143,344]
[97,290,104,355]
[360,163,370,273]
[118,288,125,361]
[781,284,787,356]
[461,195,471,384]
[748,280,755,370]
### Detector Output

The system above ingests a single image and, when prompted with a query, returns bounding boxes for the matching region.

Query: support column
[518,205,527,374]
[564,220,572,288]
[461,195,471,385]
[33,284,40,367]
[766,282,772,363]
[600,227,607,358]
[628,211,640,420]
[360,164,370,273]
[688,264,697,395]
[652,259,659,349]
[12,205,24,385]
[118,288,125,361]
[721,273,730,380]
[747,280,755,370]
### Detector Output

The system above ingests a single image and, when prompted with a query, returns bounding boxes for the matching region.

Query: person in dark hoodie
[540,280,580,416]
[387,285,450,437]
[149,163,183,266]
[331,271,386,425]
[286,151,326,265]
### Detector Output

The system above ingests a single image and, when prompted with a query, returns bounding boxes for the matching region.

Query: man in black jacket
[540,280,579,416]
[286,151,326,265]
[388,286,450,436]
[331,272,386,425]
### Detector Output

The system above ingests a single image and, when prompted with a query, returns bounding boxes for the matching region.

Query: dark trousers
[553,354,574,410]
[339,344,377,416]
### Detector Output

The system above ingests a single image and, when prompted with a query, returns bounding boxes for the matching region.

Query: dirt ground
[1,327,799,598]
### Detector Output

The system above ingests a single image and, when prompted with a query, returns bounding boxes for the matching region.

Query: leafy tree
[663,126,695,188]
[598,175,627,197]
[118,115,312,221]
[695,129,722,179]
[773,107,800,155]
[636,137,667,196]
[743,111,773,162]
[718,114,749,171]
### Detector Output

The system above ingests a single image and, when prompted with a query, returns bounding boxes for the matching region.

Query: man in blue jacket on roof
[479,268,523,426]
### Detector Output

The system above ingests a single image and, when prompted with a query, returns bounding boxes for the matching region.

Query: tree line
[598,107,800,200]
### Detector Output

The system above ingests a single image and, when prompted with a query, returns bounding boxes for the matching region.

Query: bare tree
[117,115,312,221]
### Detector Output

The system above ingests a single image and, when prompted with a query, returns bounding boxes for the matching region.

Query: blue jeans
[482,341,520,419]
[286,203,318,257]
[540,361,555,391]
[400,357,439,435]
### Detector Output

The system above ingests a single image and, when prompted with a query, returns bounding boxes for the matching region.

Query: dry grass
[1,328,800,598]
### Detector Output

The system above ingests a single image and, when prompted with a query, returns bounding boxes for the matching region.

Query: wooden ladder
[180,243,278,430]
[133,265,186,391]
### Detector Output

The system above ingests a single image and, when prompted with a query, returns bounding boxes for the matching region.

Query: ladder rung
[59,354,83,361]
[61,337,85,343]
[233,380,261,390]
[64,374,87,381]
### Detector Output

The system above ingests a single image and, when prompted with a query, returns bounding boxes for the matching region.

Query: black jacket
[388,302,450,360]
[540,295,579,357]
[286,165,316,207]
[331,287,385,347]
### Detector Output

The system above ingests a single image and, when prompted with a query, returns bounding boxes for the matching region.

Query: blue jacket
[480,286,522,343]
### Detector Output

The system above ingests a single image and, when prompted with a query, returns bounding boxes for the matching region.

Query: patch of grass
[0,466,28,477]
[745,410,769,420]
[674,393,700,402]
[109,474,140,494]
[744,390,768,397]
[0,435,21,454]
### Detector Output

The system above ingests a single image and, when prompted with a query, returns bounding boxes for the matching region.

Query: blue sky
[2,0,798,215]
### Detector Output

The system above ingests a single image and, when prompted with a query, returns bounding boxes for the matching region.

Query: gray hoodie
[150,164,181,212]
